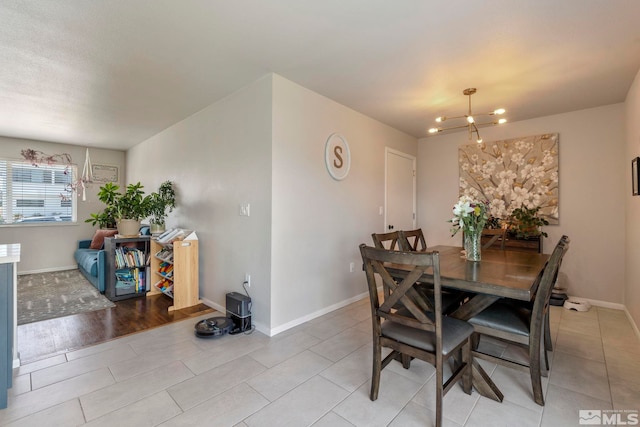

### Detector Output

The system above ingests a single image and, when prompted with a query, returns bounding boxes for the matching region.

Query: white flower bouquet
[450,195,489,237]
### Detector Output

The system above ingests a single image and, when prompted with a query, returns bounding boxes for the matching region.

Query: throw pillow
[89,229,118,249]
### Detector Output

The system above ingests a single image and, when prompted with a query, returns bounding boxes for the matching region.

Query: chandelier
[428,88,506,143]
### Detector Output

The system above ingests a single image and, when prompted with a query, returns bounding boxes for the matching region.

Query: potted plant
[508,206,549,239]
[148,181,176,234]
[87,182,151,236]
[85,210,117,229]
[85,182,119,229]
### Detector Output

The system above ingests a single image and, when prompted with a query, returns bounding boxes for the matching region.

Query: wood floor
[17,293,215,364]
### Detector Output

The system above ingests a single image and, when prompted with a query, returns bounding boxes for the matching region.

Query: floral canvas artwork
[458,133,559,224]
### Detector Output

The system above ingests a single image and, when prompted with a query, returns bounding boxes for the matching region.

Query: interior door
[385,148,416,232]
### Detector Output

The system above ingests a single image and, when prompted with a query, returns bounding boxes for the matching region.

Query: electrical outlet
[245,273,251,287]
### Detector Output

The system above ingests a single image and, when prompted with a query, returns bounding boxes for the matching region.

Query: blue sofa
[75,226,151,293]
[75,240,107,292]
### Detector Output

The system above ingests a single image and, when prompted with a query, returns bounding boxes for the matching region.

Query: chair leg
[529,337,545,406]
[436,356,444,427]
[544,313,553,352]
[539,329,549,377]
[543,349,549,376]
[370,343,382,401]
[462,339,472,395]
[471,333,480,351]
[401,353,411,369]
[539,312,552,373]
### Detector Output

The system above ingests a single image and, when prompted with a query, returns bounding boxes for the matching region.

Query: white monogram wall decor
[325,133,351,181]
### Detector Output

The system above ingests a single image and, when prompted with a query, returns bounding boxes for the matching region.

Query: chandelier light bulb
[428,88,507,141]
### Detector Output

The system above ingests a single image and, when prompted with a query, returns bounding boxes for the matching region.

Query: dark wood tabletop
[415,245,550,300]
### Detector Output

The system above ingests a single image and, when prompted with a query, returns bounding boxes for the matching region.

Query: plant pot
[150,223,165,235]
[117,219,141,237]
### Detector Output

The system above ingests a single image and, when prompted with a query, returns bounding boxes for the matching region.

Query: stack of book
[155,247,173,262]
[115,247,146,269]
[157,228,194,244]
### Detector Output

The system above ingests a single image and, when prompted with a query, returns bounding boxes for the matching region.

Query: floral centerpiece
[450,195,489,261]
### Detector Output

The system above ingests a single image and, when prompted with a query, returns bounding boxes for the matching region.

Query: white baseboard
[567,295,640,341]
[566,295,625,311]
[18,265,78,275]
[624,307,640,342]
[268,290,370,337]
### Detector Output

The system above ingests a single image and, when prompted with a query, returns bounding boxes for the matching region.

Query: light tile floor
[1,301,639,426]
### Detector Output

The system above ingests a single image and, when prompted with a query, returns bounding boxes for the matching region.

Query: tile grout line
[597,307,617,410]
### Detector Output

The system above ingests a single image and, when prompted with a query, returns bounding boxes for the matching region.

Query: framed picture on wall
[92,164,119,183]
[633,157,639,196]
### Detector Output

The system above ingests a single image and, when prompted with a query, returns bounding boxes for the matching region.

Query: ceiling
[1,1,640,151]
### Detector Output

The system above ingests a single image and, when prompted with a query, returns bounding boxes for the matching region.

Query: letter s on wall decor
[325,133,351,181]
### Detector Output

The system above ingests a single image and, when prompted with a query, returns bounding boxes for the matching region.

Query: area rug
[17,269,115,325]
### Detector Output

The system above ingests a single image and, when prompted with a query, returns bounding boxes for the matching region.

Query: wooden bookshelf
[148,231,201,312]
[104,236,151,301]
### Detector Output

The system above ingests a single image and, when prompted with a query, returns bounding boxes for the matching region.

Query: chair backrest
[359,244,443,343]
[481,228,506,250]
[531,235,570,326]
[371,231,400,250]
[398,229,427,252]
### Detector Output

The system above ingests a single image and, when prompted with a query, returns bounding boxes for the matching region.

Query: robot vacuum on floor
[194,316,234,338]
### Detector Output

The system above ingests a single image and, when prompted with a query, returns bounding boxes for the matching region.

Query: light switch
[239,203,251,216]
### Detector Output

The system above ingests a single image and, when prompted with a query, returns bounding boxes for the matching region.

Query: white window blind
[0,158,77,224]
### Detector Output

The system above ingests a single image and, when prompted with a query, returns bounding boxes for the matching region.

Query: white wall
[625,68,640,328]
[418,104,626,304]
[127,73,418,334]
[0,137,125,273]
[127,76,273,331]
[270,75,417,331]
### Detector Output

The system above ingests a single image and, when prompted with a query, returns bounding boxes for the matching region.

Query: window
[0,158,77,224]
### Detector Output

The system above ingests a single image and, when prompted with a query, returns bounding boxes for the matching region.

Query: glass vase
[464,230,482,262]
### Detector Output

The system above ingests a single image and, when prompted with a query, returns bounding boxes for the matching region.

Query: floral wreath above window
[458,133,559,224]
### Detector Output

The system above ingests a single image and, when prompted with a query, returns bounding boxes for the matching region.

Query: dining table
[385,244,550,402]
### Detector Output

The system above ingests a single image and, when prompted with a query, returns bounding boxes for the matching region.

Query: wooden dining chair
[371,231,400,250]
[398,228,427,252]
[397,228,467,315]
[467,235,570,406]
[481,228,507,250]
[359,244,473,427]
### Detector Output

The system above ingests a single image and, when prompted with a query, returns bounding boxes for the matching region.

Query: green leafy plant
[485,215,502,230]
[85,211,117,229]
[86,182,151,227]
[509,206,549,239]
[148,181,176,227]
